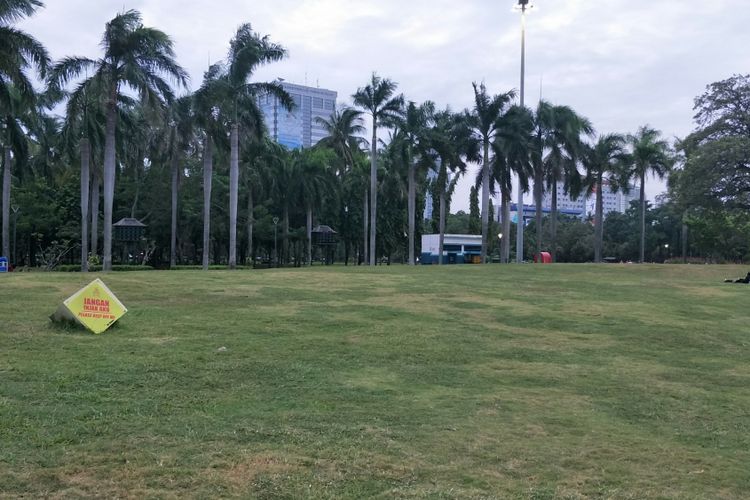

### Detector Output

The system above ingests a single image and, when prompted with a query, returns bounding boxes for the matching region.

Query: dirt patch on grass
[223,453,301,486]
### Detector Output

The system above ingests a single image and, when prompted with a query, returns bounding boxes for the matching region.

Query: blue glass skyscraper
[259,81,337,149]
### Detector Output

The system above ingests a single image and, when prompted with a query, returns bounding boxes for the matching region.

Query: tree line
[2,2,748,270]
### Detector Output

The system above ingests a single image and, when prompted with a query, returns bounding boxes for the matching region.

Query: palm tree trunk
[550,180,558,263]
[228,123,239,270]
[202,135,213,271]
[90,166,99,258]
[369,116,377,266]
[130,162,140,218]
[102,100,117,272]
[363,188,368,265]
[438,189,446,265]
[306,206,312,266]
[502,189,511,263]
[534,170,543,258]
[170,153,179,268]
[639,172,646,263]
[681,210,688,263]
[283,204,289,265]
[247,187,253,265]
[407,158,416,265]
[80,138,90,272]
[480,140,490,263]
[594,175,603,263]
[2,147,11,260]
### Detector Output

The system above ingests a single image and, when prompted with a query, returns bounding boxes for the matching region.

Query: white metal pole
[516,4,527,263]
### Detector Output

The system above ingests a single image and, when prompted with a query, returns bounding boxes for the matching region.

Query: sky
[20,0,750,212]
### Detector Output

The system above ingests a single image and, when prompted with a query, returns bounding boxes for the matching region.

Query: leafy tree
[353,72,404,266]
[469,185,480,234]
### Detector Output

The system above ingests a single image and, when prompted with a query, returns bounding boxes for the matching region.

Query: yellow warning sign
[51,279,127,334]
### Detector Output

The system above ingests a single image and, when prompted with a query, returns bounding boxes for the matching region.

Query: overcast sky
[20,0,750,212]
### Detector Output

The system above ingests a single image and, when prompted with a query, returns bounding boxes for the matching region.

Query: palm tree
[627,126,672,263]
[1,0,48,260]
[47,10,187,271]
[193,64,227,270]
[393,100,434,265]
[492,105,534,262]
[316,106,367,263]
[57,74,106,271]
[429,110,479,264]
[164,95,193,268]
[297,147,335,265]
[353,73,404,266]
[212,23,290,270]
[466,82,515,263]
[542,105,592,262]
[581,134,627,262]
[242,138,283,264]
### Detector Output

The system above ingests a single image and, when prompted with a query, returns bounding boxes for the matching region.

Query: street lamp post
[515,0,532,263]
[11,205,19,266]
[272,216,279,267]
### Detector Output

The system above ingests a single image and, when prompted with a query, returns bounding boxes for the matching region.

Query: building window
[313,97,324,108]
[325,99,334,110]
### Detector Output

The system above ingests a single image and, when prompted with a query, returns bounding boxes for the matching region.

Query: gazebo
[311,225,338,265]
[113,218,147,264]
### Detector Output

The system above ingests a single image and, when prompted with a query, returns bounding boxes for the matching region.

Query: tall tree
[1,0,48,260]
[466,82,514,262]
[353,73,404,266]
[581,134,627,262]
[47,10,187,270]
[193,63,229,270]
[164,95,193,268]
[428,110,478,264]
[212,23,290,269]
[491,105,534,262]
[297,147,335,265]
[393,100,434,265]
[627,126,672,263]
[316,106,367,263]
[542,105,592,262]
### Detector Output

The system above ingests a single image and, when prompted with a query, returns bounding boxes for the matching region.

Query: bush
[171,265,254,270]
[54,264,154,272]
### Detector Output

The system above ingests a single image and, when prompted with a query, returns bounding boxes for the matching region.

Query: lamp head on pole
[513,0,535,12]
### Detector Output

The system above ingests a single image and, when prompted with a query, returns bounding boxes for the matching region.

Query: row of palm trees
[1,1,673,270]
[350,75,673,266]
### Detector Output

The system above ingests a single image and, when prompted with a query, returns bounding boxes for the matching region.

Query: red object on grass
[534,252,552,264]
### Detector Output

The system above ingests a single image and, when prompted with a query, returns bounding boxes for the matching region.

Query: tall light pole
[515,0,533,263]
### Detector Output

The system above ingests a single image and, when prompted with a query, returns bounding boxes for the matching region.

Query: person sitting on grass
[724,272,750,283]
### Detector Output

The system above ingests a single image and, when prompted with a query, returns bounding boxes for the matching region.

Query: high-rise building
[541,179,639,218]
[258,81,337,149]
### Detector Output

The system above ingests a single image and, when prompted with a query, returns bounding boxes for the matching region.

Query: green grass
[1,264,749,498]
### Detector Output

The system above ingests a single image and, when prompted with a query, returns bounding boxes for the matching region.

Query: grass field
[1,264,749,498]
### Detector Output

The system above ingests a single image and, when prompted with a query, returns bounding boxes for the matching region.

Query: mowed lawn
[1,264,749,499]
